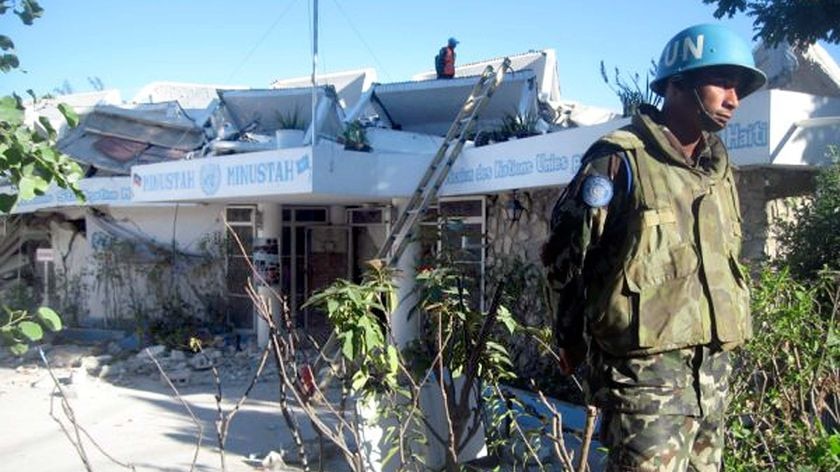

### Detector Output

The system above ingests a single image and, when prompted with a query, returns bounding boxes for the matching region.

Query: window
[225,206,256,331]
[282,207,328,223]
[419,197,486,310]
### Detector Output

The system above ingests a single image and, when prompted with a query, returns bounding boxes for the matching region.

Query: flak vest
[443,47,456,77]
[585,128,752,356]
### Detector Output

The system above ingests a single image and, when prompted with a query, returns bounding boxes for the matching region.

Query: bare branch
[146,347,203,472]
[576,405,598,472]
[534,387,576,471]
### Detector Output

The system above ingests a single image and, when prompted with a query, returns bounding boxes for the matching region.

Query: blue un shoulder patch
[581,174,614,208]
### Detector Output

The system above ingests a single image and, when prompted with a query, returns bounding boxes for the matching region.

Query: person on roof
[542,24,765,471]
[435,37,459,79]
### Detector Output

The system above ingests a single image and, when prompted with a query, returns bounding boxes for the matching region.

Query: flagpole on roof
[311,0,319,146]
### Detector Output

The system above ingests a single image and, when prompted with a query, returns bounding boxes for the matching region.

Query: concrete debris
[189,352,214,370]
[16,365,39,375]
[29,374,53,390]
[69,367,90,387]
[116,333,141,351]
[1,336,362,471]
[137,345,167,359]
[5,335,282,390]
[98,363,125,379]
[80,354,113,374]
[260,450,287,470]
[168,350,186,361]
[163,368,191,387]
[107,341,125,357]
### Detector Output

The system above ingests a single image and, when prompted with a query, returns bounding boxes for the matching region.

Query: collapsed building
[2,45,840,363]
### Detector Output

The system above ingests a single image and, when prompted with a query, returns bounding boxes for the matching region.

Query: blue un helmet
[651,24,767,98]
[448,37,459,47]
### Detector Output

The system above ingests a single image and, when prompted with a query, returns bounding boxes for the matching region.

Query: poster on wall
[253,238,280,287]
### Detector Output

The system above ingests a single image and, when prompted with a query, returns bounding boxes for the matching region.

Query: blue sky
[3,0,839,111]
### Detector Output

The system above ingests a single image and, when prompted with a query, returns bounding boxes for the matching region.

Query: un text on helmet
[663,34,704,67]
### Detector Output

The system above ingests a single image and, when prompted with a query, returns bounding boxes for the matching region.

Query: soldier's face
[694,73,741,130]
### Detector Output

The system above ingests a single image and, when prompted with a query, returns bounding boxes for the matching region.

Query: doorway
[303,225,350,343]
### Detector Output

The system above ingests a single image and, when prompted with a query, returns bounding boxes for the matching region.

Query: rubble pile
[0,333,280,389]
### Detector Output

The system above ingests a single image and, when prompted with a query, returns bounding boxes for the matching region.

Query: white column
[386,201,486,469]
[389,198,419,348]
[360,198,422,472]
[371,200,485,471]
[256,203,282,348]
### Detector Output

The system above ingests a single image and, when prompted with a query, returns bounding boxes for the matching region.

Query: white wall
[313,119,632,200]
[722,90,772,166]
[79,204,226,324]
[131,148,314,202]
[724,89,840,167]
[769,90,840,166]
[105,205,225,249]
[441,118,629,196]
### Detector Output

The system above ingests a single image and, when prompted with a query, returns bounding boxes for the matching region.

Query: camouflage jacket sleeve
[541,144,630,351]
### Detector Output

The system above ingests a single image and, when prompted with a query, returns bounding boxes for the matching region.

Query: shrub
[727,145,840,470]
[599,59,662,117]
[725,267,840,470]
[775,146,840,280]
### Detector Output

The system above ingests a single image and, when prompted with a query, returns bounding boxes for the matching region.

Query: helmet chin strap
[691,87,726,132]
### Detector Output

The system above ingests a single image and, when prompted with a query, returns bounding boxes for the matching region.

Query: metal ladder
[376,58,511,267]
[301,60,511,385]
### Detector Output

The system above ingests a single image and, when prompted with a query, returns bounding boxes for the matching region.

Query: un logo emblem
[200,163,221,196]
[581,174,613,208]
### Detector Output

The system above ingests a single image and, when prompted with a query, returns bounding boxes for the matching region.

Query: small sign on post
[36,248,54,262]
[36,248,54,307]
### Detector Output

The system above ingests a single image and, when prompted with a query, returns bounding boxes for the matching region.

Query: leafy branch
[0,0,44,72]
[704,0,840,47]
[0,305,62,355]
[0,0,79,357]
[303,259,400,397]
[0,94,85,212]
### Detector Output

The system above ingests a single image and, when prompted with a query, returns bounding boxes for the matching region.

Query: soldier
[541,24,766,471]
[435,37,459,79]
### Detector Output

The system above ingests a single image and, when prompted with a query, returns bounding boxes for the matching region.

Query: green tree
[703,0,840,47]
[725,147,840,469]
[0,0,44,71]
[1,93,84,212]
[1,0,81,354]
[1,0,84,213]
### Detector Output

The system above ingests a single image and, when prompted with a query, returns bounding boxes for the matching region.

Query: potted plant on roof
[275,108,306,148]
[340,120,372,152]
[498,111,542,140]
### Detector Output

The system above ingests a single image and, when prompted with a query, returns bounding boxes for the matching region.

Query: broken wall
[50,208,93,325]
[53,204,228,328]
[735,165,818,261]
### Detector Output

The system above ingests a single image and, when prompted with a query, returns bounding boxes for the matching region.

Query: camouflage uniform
[542,105,751,471]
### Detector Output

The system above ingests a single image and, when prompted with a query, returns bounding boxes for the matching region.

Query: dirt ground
[0,344,348,472]
[0,341,603,472]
